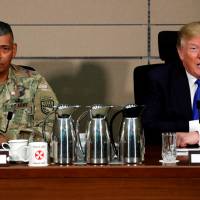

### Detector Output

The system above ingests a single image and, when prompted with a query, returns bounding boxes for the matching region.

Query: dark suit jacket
[142,60,192,144]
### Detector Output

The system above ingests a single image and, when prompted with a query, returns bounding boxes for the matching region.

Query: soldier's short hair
[0,21,14,40]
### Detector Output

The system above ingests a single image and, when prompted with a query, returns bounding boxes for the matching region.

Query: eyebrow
[0,44,12,47]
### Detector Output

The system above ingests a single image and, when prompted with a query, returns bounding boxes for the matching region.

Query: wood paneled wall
[1,0,200,104]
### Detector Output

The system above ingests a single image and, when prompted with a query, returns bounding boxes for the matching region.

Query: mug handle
[2,143,16,160]
[1,142,10,150]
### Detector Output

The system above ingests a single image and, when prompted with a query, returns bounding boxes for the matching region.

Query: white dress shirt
[185,71,200,141]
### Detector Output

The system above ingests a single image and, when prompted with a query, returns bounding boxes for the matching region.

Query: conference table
[1,146,200,200]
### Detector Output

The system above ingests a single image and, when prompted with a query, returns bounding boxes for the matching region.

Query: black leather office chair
[133,31,179,145]
[158,31,179,64]
[133,31,179,105]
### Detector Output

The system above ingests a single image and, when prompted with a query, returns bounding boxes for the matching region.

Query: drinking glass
[161,132,177,163]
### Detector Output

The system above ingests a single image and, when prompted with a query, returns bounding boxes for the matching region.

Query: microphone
[7,111,13,120]
[0,112,13,134]
[197,100,200,123]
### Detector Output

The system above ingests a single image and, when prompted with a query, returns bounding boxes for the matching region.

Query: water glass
[162,132,177,163]
[76,133,86,162]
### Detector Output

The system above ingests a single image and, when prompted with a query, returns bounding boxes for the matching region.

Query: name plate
[0,150,9,166]
[189,151,200,164]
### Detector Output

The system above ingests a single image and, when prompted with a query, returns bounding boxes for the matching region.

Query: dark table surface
[1,145,200,200]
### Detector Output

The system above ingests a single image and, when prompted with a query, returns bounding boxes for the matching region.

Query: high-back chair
[133,31,179,145]
[133,31,179,105]
[158,31,179,64]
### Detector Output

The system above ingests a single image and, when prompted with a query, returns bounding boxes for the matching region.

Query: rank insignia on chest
[15,102,28,109]
[40,97,55,114]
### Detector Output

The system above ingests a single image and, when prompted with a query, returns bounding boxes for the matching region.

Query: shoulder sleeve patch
[40,96,55,114]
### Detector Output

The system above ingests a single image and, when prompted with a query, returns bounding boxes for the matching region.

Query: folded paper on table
[176,147,200,156]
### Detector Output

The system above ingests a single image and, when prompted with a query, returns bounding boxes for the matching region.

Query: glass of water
[76,133,86,163]
[161,132,177,163]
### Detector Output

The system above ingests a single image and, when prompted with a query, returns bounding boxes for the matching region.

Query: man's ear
[12,43,17,58]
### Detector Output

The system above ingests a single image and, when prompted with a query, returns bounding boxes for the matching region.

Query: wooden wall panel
[151,25,181,58]
[13,26,147,57]
[2,0,200,104]
[0,0,147,24]
[13,59,147,104]
[151,0,200,24]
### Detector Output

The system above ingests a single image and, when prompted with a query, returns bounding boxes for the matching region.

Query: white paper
[0,155,7,164]
[191,154,200,163]
[176,147,200,156]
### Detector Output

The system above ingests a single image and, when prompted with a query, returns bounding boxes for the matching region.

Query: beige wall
[1,0,200,105]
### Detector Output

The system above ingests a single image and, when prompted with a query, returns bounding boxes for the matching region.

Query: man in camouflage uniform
[0,21,58,143]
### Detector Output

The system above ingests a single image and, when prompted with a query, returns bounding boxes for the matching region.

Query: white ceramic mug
[25,142,48,167]
[2,139,28,162]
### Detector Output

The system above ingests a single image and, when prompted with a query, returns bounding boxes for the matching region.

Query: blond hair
[177,21,200,47]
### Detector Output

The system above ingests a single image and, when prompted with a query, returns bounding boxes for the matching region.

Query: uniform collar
[7,64,18,84]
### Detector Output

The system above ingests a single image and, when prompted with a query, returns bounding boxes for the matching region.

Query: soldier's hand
[0,134,7,144]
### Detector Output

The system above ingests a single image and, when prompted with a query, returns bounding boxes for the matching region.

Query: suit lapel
[171,62,192,119]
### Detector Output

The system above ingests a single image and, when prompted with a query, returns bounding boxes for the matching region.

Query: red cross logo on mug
[35,150,44,160]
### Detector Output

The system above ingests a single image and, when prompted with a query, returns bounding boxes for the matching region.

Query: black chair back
[158,31,179,63]
[134,31,179,105]
[133,31,180,145]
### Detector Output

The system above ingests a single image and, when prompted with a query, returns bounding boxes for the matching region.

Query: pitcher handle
[109,109,123,157]
[75,110,88,155]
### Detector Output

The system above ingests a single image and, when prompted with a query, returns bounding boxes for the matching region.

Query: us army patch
[40,97,54,114]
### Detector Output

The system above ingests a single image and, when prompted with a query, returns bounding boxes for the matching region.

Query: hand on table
[0,134,7,145]
[176,131,199,147]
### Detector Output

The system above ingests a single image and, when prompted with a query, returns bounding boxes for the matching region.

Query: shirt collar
[185,70,197,87]
[7,64,17,84]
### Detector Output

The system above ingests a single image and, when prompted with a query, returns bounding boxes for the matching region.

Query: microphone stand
[0,112,13,134]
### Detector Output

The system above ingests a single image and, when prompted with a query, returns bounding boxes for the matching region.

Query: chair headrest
[158,31,179,63]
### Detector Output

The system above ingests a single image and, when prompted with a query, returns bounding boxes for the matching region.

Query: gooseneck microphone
[0,112,13,134]
[197,100,200,123]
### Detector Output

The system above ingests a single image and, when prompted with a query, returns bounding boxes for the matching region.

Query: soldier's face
[0,34,17,74]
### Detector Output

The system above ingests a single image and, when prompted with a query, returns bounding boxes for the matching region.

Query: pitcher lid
[88,104,113,118]
[57,104,80,117]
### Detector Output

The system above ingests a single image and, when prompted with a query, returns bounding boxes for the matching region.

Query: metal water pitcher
[110,104,145,164]
[77,105,113,164]
[51,104,80,165]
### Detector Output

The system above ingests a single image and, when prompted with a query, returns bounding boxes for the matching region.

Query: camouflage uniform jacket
[0,64,58,142]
